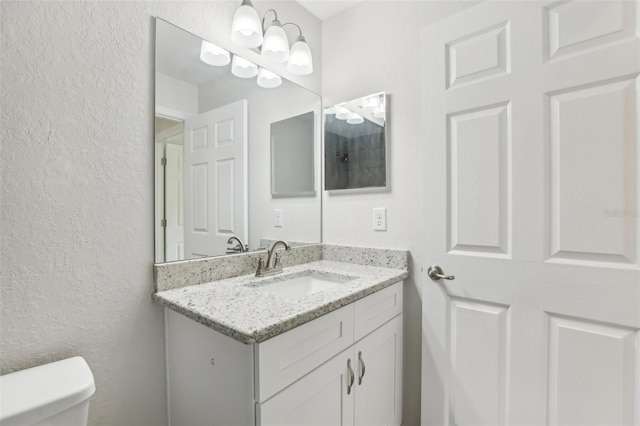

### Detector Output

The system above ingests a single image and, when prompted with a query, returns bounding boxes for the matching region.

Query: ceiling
[295,0,364,21]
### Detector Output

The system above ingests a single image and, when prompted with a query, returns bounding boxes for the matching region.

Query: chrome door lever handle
[427,265,455,281]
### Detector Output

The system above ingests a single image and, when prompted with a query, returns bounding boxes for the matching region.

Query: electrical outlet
[274,209,283,227]
[373,207,387,231]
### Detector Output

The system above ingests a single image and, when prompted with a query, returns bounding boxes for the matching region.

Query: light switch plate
[373,207,386,231]
[274,209,283,227]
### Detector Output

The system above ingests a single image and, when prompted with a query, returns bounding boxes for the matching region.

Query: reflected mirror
[155,19,322,263]
[324,92,388,192]
[271,111,315,197]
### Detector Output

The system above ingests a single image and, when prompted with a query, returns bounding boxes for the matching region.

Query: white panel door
[421,1,639,425]
[183,100,248,258]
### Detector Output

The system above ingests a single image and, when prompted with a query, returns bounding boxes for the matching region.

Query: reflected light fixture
[335,106,351,120]
[230,1,314,76]
[347,113,364,125]
[231,0,263,48]
[363,95,381,113]
[257,67,282,88]
[200,40,231,66]
[231,55,259,78]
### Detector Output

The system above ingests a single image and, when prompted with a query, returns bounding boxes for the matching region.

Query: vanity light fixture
[257,67,282,88]
[324,105,338,115]
[286,24,313,75]
[230,0,314,76]
[346,113,364,125]
[363,95,381,113]
[261,10,290,63]
[231,0,263,48]
[200,40,231,66]
[335,106,351,120]
[231,55,259,78]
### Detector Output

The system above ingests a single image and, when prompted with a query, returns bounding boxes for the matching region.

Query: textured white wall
[320,2,478,424]
[0,1,320,425]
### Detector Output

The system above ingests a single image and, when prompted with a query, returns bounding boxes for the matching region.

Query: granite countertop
[154,260,408,344]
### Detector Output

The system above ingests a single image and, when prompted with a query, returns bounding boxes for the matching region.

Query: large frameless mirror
[154,19,322,263]
[324,92,388,192]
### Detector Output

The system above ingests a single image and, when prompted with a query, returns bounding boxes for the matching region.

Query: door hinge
[161,219,167,227]
[161,157,167,166]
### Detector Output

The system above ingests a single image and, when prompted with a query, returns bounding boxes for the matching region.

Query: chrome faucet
[226,236,248,254]
[255,241,290,277]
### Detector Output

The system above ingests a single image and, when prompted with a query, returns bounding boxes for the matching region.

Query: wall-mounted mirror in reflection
[271,111,315,197]
[155,19,322,263]
[324,92,388,192]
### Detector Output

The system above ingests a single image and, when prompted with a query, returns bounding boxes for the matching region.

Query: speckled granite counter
[154,259,408,344]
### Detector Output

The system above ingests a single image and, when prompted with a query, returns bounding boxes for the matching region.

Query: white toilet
[0,356,95,426]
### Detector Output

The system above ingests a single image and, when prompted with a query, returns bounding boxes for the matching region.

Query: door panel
[547,76,638,264]
[547,314,637,425]
[448,102,511,257]
[421,1,640,425]
[449,299,509,426]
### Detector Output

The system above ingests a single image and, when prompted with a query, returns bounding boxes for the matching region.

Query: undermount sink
[250,271,356,299]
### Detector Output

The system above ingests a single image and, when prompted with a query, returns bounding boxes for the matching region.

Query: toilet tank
[0,356,95,426]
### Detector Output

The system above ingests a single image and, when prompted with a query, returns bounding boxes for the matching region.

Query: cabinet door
[258,348,355,426]
[354,314,403,426]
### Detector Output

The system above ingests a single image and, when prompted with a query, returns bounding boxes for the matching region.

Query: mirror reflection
[324,92,388,191]
[271,111,315,197]
[155,19,322,263]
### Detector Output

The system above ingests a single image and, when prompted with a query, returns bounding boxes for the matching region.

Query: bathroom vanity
[154,246,408,426]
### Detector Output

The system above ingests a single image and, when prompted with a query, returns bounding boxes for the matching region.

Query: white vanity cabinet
[164,281,403,426]
[259,314,403,426]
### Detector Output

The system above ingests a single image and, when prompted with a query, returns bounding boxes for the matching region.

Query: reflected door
[183,100,248,258]
[422,1,639,424]
[165,141,184,261]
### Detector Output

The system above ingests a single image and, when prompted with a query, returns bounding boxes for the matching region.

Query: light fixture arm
[262,9,280,32]
[282,22,304,41]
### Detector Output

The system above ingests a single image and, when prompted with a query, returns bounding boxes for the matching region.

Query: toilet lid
[0,356,95,426]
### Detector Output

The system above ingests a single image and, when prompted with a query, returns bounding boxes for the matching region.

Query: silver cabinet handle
[427,265,455,281]
[347,358,355,395]
[358,351,366,385]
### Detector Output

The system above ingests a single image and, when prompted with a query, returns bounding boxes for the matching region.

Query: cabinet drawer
[354,281,403,341]
[255,304,354,402]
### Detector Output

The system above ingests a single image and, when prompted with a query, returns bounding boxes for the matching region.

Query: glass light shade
[324,106,338,115]
[363,95,381,113]
[347,113,364,125]
[231,55,258,78]
[373,106,385,120]
[335,106,350,120]
[256,67,282,88]
[286,38,313,75]
[200,40,230,66]
[261,21,290,63]
[231,1,264,48]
